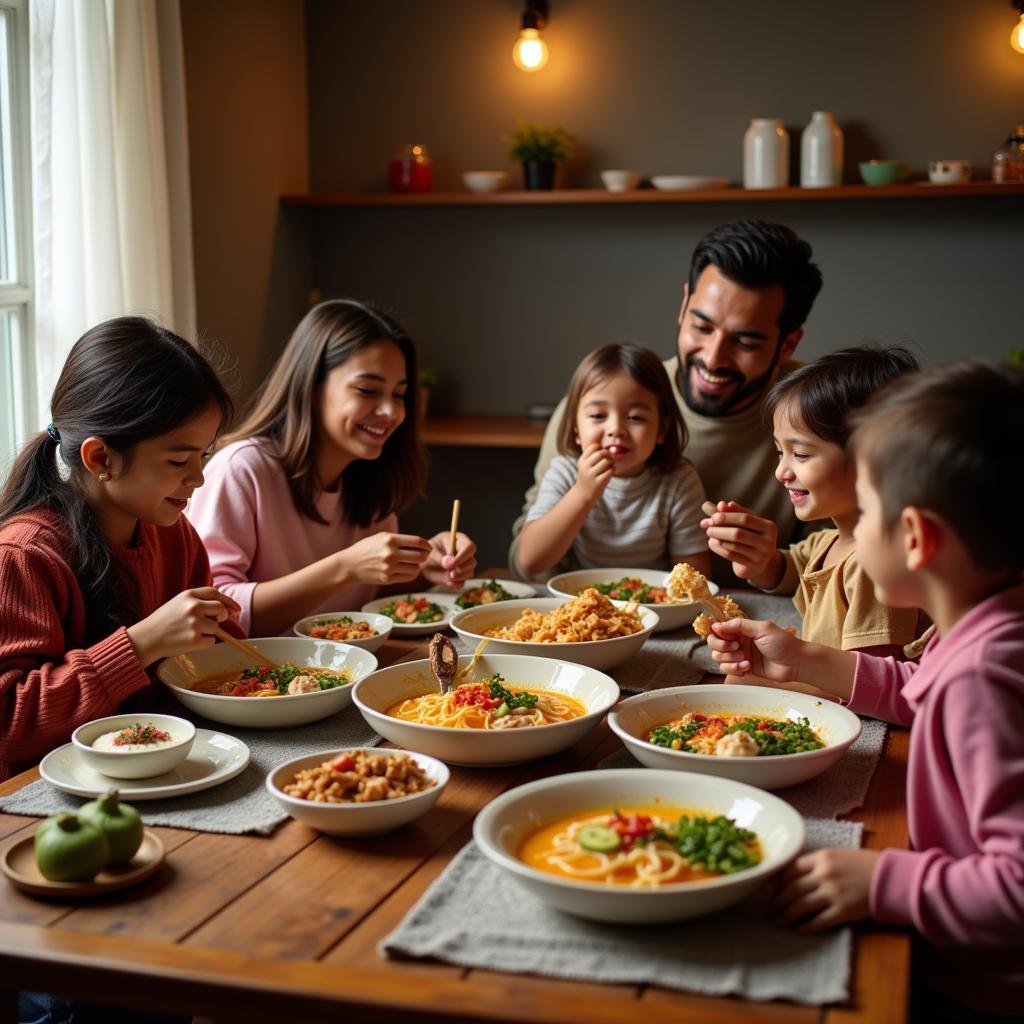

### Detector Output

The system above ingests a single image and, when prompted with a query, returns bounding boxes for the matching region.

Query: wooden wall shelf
[282,182,1024,208]
[421,415,547,448]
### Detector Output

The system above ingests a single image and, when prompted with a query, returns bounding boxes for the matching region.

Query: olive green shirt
[509,355,810,586]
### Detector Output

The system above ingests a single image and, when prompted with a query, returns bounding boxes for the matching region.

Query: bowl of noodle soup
[449,592,658,671]
[352,653,619,765]
[473,768,804,923]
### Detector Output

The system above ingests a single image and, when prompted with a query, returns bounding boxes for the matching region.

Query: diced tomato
[692,713,708,722]
[414,597,428,609]
[330,754,355,772]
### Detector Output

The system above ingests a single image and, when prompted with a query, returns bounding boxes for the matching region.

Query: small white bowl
[352,653,619,766]
[651,175,729,191]
[266,747,449,836]
[360,592,459,636]
[72,714,196,780]
[546,567,718,634]
[450,598,658,671]
[463,171,508,193]
[157,637,378,729]
[474,768,804,923]
[600,169,642,192]
[608,684,862,789]
[292,611,393,653]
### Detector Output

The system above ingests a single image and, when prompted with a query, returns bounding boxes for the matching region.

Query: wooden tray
[0,828,164,897]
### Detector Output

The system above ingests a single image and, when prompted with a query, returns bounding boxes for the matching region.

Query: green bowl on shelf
[858,160,910,186]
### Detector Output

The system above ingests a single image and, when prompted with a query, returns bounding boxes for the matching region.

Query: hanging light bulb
[513,1,550,73]
[1012,6,1024,54]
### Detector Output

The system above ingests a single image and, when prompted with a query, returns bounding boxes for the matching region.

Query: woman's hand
[336,532,433,586]
[701,500,783,588]
[771,848,881,932]
[706,617,806,682]
[571,442,614,505]
[127,587,240,666]
[423,532,477,588]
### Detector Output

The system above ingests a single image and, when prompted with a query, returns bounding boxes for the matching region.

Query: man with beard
[509,219,823,585]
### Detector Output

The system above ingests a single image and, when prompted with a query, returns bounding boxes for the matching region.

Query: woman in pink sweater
[189,300,476,636]
[0,317,238,782]
[708,361,1024,1021]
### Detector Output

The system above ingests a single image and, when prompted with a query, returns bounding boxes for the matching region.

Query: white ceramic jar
[800,111,843,188]
[743,119,789,189]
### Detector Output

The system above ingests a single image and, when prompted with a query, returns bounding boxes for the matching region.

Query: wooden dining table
[0,617,911,1024]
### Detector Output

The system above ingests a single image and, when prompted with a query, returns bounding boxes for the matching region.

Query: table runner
[0,704,380,835]
[381,719,886,1005]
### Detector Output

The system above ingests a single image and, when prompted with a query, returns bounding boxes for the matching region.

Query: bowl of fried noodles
[546,567,719,633]
[473,768,804,923]
[352,652,619,765]
[449,590,658,671]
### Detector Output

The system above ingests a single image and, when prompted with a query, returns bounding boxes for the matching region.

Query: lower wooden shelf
[421,415,547,448]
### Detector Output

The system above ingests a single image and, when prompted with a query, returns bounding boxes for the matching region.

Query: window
[0,0,32,470]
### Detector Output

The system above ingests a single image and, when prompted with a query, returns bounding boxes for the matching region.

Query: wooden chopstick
[449,498,461,556]
[214,627,275,667]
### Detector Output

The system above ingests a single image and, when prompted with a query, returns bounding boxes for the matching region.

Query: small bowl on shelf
[600,169,643,192]
[858,160,910,186]
[71,713,196,780]
[462,171,508,194]
[651,175,729,191]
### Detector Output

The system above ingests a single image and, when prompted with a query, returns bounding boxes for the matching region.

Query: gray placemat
[600,716,888,821]
[381,825,856,1005]
[0,704,381,835]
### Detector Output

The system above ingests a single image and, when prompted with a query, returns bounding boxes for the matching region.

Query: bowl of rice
[450,589,658,671]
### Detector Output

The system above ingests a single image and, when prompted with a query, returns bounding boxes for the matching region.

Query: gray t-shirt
[525,454,707,571]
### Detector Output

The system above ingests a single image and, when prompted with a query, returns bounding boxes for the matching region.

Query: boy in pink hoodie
[708,360,1024,1022]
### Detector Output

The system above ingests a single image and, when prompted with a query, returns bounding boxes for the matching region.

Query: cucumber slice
[577,824,621,853]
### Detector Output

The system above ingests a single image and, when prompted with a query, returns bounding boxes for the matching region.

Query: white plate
[361,592,459,635]
[430,578,536,607]
[650,175,729,191]
[39,729,251,800]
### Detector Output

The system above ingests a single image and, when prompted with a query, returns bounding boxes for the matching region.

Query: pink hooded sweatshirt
[849,582,1024,1015]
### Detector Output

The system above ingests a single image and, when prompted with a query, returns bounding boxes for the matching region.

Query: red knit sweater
[0,508,216,780]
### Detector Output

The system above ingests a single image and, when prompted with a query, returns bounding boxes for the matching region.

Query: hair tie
[45,423,61,444]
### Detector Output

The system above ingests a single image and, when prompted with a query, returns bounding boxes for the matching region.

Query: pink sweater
[849,582,1024,1014]
[188,439,398,635]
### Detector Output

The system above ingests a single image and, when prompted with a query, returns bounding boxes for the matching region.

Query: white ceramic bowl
[651,175,729,191]
[360,592,459,636]
[463,171,508,193]
[474,768,804,923]
[157,637,378,728]
[437,577,536,608]
[600,169,642,192]
[266,747,449,836]
[71,713,196,780]
[608,684,862,789]
[546,567,719,634]
[352,653,619,766]
[292,611,393,653]
[450,598,658,671]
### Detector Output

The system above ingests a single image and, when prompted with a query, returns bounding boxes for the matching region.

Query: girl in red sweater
[0,317,238,782]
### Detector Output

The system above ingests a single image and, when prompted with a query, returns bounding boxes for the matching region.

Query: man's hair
[764,344,919,449]
[687,220,823,341]
[850,360,1024,573]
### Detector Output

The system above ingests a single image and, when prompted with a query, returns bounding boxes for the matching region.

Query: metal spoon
[428,633,459,695]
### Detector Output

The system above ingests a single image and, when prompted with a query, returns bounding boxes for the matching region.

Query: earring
[98,472,110,482]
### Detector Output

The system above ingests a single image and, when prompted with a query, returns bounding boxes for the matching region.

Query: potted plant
[418,365,439,419]
[505,121,574,190]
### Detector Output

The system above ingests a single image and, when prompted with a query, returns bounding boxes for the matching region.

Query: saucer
[39,729,250,800]
[1,829,165,898]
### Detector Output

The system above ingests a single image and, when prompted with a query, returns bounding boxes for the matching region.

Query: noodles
[518,806,761,887]
[386,674,587,730]
[485,588,644,643]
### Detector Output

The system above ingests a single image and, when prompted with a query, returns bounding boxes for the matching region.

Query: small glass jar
[389,143,432,192]
[992,125,1024,183]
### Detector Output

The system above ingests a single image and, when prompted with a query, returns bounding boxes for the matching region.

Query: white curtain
[29,0,196,419]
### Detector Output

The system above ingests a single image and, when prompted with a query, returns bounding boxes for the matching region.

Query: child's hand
[423,531,477,588]
[572,442,614,504]
[700,500,782,587]
[706,617,804,682]
[771,848,881,932]
[337,532,433,585]
[127,587,240,666]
